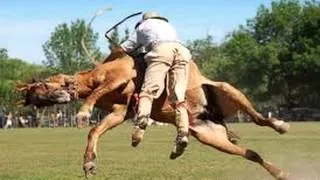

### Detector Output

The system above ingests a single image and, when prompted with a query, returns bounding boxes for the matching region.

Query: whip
[104,11,142,46]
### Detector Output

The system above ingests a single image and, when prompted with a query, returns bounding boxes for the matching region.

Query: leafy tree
[108,27,120,50]
[222,0,320,107]
[187,35,227,79]
[107,27,130,50]
[42,19,102,74]
[0,58,48,108]
[0,48,8,60]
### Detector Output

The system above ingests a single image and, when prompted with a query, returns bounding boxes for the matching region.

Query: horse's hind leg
[191,121,289,180]
[83,104,127,177]
[204,80,289,134]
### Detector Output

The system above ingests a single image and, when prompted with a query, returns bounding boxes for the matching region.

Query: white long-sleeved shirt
[121,19,180,53]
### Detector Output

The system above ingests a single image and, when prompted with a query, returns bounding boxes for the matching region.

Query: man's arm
[121,31,139,54]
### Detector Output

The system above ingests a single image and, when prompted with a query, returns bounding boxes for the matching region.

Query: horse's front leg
[83,103,127,178]
[76,81,128,128]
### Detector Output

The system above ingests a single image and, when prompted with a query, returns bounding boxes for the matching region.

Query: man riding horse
[120,11,192,158]
[16,11,291,180]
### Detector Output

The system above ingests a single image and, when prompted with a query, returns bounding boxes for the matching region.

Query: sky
[0,0,273,64]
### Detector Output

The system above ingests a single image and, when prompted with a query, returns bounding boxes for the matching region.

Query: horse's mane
[77,70,93,75]
[103,46,128,63]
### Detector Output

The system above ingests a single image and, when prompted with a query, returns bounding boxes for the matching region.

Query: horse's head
[16,74,75,107]
[16,47,135,107]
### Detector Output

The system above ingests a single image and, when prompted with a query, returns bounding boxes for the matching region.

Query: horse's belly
[149,86,207,124]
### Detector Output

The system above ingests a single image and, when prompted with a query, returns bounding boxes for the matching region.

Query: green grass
[0,122,320,180]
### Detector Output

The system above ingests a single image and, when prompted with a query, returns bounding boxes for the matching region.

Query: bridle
[64,74,79,100]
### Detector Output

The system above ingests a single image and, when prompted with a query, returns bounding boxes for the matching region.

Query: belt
[145,40,181,52]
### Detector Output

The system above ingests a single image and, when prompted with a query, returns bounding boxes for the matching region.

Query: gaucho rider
[120,11,192,158]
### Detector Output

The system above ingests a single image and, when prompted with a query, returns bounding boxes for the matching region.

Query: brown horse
[17,48,290,180]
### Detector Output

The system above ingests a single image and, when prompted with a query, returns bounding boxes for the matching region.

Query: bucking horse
[16,46,290,180]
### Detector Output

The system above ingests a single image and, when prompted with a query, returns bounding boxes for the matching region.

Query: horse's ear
[16,85,28,92]
[15,81,30,92]
[31,78,38,83]
[15,99,26,107]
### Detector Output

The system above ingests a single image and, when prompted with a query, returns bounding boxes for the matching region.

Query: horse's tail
[201,79,241,144]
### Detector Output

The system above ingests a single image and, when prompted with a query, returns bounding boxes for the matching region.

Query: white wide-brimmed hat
[142,11,168,22]
[135,11,168,29]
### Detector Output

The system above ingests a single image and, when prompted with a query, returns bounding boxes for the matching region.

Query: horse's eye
[62,82,70,87]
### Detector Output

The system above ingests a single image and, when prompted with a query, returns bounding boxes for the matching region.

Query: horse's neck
[73,71,95,98]
[73,57,135,98]
[70,54,145,101]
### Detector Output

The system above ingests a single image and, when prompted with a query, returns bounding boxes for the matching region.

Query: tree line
[188,0,320,108]
[0,0,319,118]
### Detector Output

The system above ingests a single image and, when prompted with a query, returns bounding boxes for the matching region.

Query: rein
[64,74,79,100]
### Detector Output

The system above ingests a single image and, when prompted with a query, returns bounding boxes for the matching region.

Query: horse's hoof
[83,161,96,178]
[276,171,290,180]
[76,111,90,129]
[276,121,290,134]
[131,126,145,147]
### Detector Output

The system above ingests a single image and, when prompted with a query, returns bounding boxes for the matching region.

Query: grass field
[0,122,319,180]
